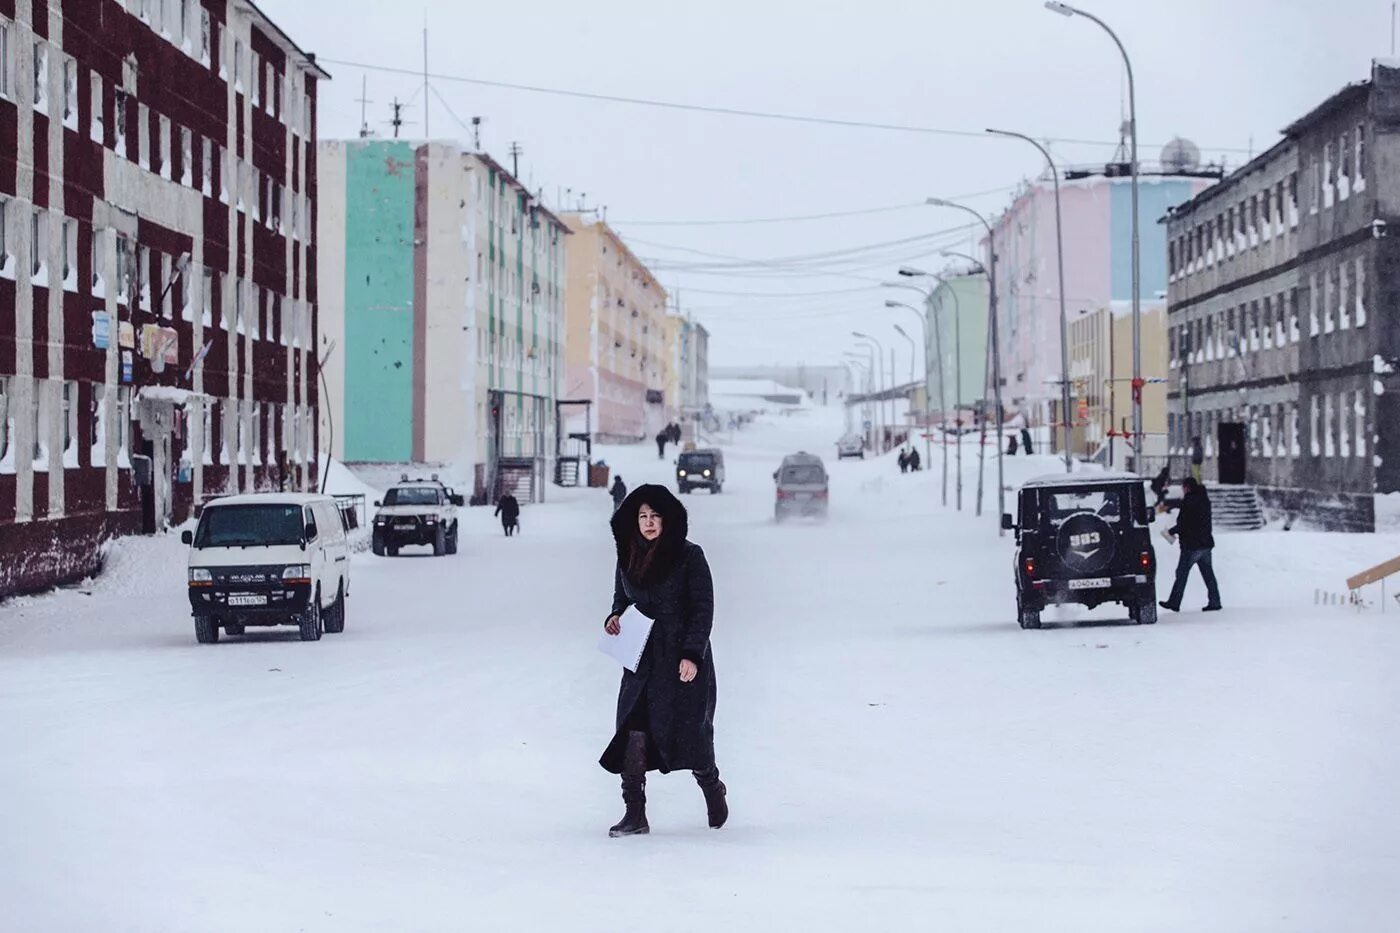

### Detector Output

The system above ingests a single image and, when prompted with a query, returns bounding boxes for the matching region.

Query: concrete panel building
[0,0,325,598]
[1165,61,1400,530]
[923,271,989,425]
[1068,302,1168,465]
[318,142,567,501]
[561,214,667,443]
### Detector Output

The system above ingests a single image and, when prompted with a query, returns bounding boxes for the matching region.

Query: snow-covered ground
[2,406,1399,932]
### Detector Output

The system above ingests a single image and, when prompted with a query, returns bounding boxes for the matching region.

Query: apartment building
[562,214,668,442]
[1165,61,1400,530]
[0,0,325,597]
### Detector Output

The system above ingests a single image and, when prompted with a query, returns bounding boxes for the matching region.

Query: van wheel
[1131,598,1158,626]
[433,526,446,556]
[224,623,245,637]
[299,589,324,642]
[323,583,346,634]
[446,524,459,555]
[387,544,399,557]
[372,533,384,556]
[1018,603,1042,630]
[711,484,722,495]
[194,615,220,644]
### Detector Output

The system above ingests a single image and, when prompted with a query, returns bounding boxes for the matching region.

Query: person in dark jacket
[610,476,627,511]
[1160,476,1222,612]
[494,493,520,536]
[1190,436,1205,481]
[908,447,921,472]
[656,431,669,459]
[1150,466,1171,507]
[898,449,909,473]
[600,484,725,837]
[1021,427,1034,455]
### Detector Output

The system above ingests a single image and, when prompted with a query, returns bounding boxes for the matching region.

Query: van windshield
[385,487,441,506]
[194,505,305,548]
[781,465,825,485]
[679,454,715,469]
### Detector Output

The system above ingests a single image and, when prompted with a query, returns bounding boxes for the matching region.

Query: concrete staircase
[1206,484,1265,531]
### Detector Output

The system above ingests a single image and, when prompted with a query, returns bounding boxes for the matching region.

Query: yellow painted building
[561,215,669,441]
[1066,302,1169,467]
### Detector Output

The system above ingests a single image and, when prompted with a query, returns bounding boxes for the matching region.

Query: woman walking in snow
[600,484,726,837]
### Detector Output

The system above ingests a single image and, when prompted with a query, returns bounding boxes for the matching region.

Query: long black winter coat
[600,484,717,775]
[1170,487,1215,550]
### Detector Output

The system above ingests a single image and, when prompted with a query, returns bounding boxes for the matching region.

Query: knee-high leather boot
[609,731,649,837]
[693,766,728,829]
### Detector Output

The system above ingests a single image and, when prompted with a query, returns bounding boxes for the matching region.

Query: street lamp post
[844,352,874,449]
[936,252,984,513]
[889,297,945,505]
[853,332,887,453]
[1045,0,1141,466]
[893,324,917,384]
[927,197,1006,534]
[986,127,1073,474]
[893,272,962,509]
[883,283,936,471]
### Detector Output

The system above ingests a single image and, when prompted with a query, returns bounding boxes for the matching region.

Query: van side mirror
[450,494,464,507]
[181,530,193,545]
[373,500,382,508]
[1001,513,1016,531]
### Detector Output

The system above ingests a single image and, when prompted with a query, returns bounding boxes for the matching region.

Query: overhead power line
[318,56,1255,155]
[609,185,1017,227]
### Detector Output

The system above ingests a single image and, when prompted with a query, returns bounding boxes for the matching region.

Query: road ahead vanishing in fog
[3,408,1399,932]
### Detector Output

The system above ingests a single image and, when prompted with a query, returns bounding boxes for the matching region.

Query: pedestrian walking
[1007,434,1019,455]
[1190,436,1205,482]
[1159,476,1222,613]
[668,422,682,445]
[610,475,628,511]
[656,430,669,460]
[1150,466,1171,508]
[494,492,520,536]
[908,447,921,472]
[1021,428,1034,456]
[898,450,909,474]
[601,485,725,837]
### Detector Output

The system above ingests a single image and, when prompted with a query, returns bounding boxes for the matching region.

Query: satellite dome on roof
[1161,137,1202,173]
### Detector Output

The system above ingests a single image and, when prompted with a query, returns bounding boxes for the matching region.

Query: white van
[183,493,350,644]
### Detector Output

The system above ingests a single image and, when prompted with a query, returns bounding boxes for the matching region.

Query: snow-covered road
[3,407,1398,932]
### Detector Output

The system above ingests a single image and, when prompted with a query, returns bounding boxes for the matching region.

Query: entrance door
[1218,422,1247,484]
[138,438,156,534]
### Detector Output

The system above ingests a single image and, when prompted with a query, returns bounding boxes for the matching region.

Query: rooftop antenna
[356,76,373,138]
[471,116,483,151]
[386,98,413,138]
[509,141,523,178]
[422,18,430,138]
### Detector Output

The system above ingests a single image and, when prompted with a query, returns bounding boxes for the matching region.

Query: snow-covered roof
[1021,471,1144,489]
[203,492,335,508]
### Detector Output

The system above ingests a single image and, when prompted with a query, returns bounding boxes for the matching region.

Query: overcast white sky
[263,0,1388,370]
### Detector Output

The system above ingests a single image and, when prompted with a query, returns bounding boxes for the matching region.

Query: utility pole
[509,141,523,179]
[356,77,373,139]
[471,116,483,151]
[387,98,411,138]
[422,23,430,137]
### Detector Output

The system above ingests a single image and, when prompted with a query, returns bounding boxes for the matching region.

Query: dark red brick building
[0,0,327,598]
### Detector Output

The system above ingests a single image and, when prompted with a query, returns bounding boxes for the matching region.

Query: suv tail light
[815,489,829,499]
[1139,551,1152,570]
[1022,557,1036,578]
[777,489,792,500]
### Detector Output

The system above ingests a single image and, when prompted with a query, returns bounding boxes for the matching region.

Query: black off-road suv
[1002,473,1158,629]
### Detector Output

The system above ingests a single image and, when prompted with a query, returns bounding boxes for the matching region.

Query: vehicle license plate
[796,493,812,500]
[227,594,267,606]
[1067,578,1110,590]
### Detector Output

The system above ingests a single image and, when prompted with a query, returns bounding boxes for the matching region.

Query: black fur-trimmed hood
[610,484,689,588]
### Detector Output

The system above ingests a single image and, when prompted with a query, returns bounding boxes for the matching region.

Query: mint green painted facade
[343,142,416,461]
[927,274,990,414]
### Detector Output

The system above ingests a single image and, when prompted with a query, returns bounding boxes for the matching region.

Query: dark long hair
[610,484,689,588]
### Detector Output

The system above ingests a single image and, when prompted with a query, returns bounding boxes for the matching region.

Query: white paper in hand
[597,607,655,673]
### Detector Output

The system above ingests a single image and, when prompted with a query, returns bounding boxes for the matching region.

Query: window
[1308,274,1319,337]
[180,128,192,186]
[116,386,131,468]
[31,208,47,281]
[201,136,212,195]
[158,115,171,179]
[199,7,211,64]
[1339,131,1352,201]
[90,383,106,465]
[137,103,149,169]
[0,19,12,101]
[236,279,245,334]
[60,56,76,127]
[1339,261,1352,330]
[33,40,47,111]
[62,381,78,467]
[176,0,188,46]
[1356,390,1367,458]
[202,267,212,326]
[250,51,260,106]
[267,63,278,115]
[61,218,76,290]
[0,197,10,276]
[137,244,150,309]
[114,90,128,157]
[1324,142,1336,210]
[233,39,243,90]
[1323,394,1335,457]
[1356,258,1367,327]
[0,376,10,471]
[91,227,105,294]
[90,72,103,142]
[201,400,212,467]
[1339,392,1352,458]
[1356,124,1367,191]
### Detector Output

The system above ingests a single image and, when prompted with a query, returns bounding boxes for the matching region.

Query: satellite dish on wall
[1161,137,1202,173]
